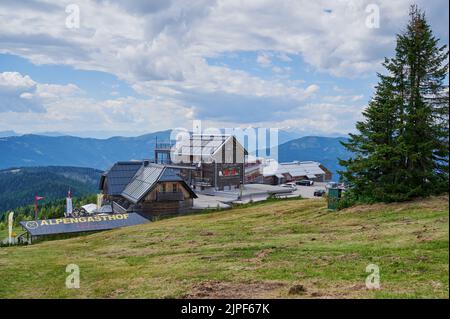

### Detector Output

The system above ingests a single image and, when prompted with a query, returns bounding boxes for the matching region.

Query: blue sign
[20,213,150,236]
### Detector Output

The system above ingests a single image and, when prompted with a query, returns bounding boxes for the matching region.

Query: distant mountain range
[0,129,304,169]
[0,131,350,180]
[0,166,101,214]
[261,136,350,180]
[0,129,303,141]
[276,136,350,180]
[0,130,172,170]
[0,130,19,138]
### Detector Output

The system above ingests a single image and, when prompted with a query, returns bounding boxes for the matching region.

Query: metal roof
[278,161,326,178]
[173,134,231,157]
[121,164,197,204]
[20,213,149,236]
[81,204,98,214]
[159,167,184,182]
[100,161,144,195]
[97,205,112,213]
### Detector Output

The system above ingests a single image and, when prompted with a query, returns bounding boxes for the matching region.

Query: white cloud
[0,72,194,134]
[268,102,367,136]
[2,0,447,82]
[0,71,85,113]
[0,0,447,134]
[256,53,272,68]
[0,72,41,112]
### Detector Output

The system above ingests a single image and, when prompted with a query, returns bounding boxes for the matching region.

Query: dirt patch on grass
[184,280,370,299]
[184,280,285,299]
[200,231,214,236]
[290,282,370,299]
[288,284,307,295]
[245,248,273,263]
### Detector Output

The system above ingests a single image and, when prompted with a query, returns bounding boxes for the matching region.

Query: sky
[0,0,448,138]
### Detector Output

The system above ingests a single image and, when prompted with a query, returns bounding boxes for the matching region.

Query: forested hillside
[0,166,101,216]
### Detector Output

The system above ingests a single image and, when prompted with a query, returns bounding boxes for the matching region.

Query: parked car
[314,189,326,197]
[280,183,297,191]
[338,183,347,190]
[325,182,339,189]
[296,180,314,186]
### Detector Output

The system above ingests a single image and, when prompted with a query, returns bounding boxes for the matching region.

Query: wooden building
[99,161,145,203]
[99,161,197,219]
[156,134,248,191]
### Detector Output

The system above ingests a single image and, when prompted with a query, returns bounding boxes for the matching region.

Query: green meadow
[0,196,448,298]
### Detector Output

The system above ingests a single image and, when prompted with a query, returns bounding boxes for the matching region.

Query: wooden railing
[156,192,184,201]
[155,142,174,150]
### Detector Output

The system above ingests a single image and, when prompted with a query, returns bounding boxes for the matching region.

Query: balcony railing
[156,192,184,201]
[155,142,174,150]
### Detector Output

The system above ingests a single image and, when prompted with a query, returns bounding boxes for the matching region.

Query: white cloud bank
[0,0,448,135]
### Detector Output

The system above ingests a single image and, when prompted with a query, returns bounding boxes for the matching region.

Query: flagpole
[34,194,38,220]
[34,194,44,220]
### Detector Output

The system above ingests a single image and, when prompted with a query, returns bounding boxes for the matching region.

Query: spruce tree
[340,5,449,202]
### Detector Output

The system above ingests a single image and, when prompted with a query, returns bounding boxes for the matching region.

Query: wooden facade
[190,162,244,191]
[160,134,248,191]
[129,181,195,219]
[100,162,198,219]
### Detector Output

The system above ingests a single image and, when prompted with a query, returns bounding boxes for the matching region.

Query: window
[161,183,166,192]
[172,183,178,193]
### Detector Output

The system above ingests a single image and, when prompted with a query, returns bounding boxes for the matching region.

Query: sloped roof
[20,213,149,236]
[121,164,197,204]
[99,161,144,196]
[173,134,248,159]
[278,161,326,178]
[121,164,164,203]
[174,134,230,157]
[259,160,327,178]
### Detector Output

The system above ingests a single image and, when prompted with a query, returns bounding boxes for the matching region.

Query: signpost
[97,194,103,210]
[20,213,150,239]
[66,190,73,217]
[8,212,14,244]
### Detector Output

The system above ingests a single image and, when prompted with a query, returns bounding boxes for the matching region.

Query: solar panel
[121,165,164,203]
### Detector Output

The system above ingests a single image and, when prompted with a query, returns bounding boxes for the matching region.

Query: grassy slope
[0,226,23,240]
[0,196,448,299]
